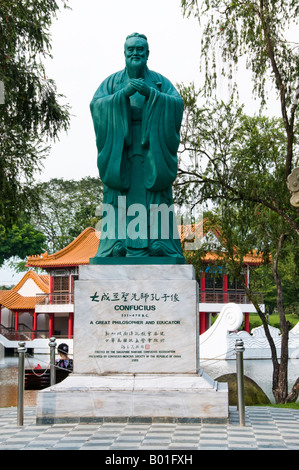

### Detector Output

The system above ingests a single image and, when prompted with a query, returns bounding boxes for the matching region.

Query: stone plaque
[74,278,198,374]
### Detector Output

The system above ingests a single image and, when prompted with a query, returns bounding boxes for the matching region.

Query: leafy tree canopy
[176,83,299,402]
[0,0,70,229]
[176,84,299,237]
[0,219,47,267]
[31,177,103,253]
[176,86,299,310]
[180,0,299,177]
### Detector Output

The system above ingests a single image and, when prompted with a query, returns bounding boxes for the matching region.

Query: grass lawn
[256,402,299,409]
[248,312,299,331]
[211,312,299,331]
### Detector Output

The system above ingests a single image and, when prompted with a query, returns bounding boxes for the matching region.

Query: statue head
[124,33,149,77]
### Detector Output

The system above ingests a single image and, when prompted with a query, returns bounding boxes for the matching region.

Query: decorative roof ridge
[27,227,96,263]
[0,289,37,310]
[11,270,49,294]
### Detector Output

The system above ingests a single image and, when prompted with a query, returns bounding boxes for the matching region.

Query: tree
[181,0,299,177]
[254,245,299,316]
[175,85,299,402]
[0,1,70,230]
[31,177,103,252]
[180,0,299,403]
[0,218,47,267]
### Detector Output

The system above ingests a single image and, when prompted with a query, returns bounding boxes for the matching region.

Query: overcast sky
[39,0,204,182]
[39,0,277,183]
[0,0,287,283]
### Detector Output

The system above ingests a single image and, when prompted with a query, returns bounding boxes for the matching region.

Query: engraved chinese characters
[74,278,198,374]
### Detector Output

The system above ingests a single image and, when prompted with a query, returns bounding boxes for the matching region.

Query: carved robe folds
[90,67,184,260]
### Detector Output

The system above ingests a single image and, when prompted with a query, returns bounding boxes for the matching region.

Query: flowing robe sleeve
[90,72,131,191]
[142,73,184,192]
[90,69,184,194]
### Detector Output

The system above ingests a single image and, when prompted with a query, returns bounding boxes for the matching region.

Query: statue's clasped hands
[124,79,151,98]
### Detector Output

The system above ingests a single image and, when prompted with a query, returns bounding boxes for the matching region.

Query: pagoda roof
[27,227,99,269]
[12,270,49,293]
[0,270,49,311]
[0,290,41,311]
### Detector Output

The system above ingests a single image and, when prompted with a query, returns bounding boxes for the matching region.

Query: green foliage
[262,403,299,409]
[177,85,299,236]
[0,0,70,229]
[181,0,299,105]
[245,312,299,331]
[176,86,299,313]
[0,220,47,267]
[180,0,299,403]
[252,242,299,315]
[181,0,299,182]
[31,177,103,252]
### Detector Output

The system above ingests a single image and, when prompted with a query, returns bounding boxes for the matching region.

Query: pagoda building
[26,227,99,339]
[0,270,49,340]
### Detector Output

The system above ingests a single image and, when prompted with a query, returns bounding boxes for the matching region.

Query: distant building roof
[27,227,99,268]
[0,290,39,310]
[0,270,49,311]
[11,270,49,294]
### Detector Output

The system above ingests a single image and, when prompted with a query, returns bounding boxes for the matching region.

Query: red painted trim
[200,272,206,303]
[33,311,37,339]
[244,312,250,333]
[199,311,206,335]
[14,311,18,331]
[48,313,54,337]
[68,275,73,303]
[223,274,228,302]
[27,264,85,269]
[68,312,74,339]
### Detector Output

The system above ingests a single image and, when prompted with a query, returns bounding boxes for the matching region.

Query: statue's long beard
[127,60,146,78]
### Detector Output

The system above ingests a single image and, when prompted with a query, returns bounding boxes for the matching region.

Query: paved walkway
[0,406,299,450]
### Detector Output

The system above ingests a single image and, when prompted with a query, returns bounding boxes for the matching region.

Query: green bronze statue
[90,33,185,263]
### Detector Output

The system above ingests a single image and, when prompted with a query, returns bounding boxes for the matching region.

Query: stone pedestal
[36,265,228,424]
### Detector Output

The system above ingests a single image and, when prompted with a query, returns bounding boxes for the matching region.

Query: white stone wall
[199,303,299,360]
[17,278,44,296]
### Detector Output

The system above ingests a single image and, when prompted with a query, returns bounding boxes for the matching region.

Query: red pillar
[48,313,54,337]
[200,311,206,335]
[199,272,206,334]
[68,275,74,338]
[68,312,74,339]
[68,275,73,303]
[14,311,19,331]
[32,311,37,339]
[199,312,210,334]
[244,312,250,333]
[223,274,228,303]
